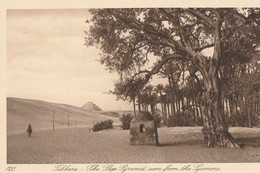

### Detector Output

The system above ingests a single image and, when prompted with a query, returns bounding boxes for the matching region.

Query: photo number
[5,167,16,172]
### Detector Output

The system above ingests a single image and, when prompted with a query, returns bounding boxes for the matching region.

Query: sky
[6,9,213,111]
[6,9,136,111]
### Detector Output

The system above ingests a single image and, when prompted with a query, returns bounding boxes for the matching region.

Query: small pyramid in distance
[81,102,102,111]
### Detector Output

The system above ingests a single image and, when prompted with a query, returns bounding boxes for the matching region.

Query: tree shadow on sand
[159,139,203,147]
[159,137,260,148]
[236,137,260,148]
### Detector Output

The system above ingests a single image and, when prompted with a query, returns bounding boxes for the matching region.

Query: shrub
[167,115,183,127]
[196,116,204,126]
[92,119,113,132]
[119,114,133,130]
[227,112,258,127]
[167,112,204,127]
[251,115,259,126]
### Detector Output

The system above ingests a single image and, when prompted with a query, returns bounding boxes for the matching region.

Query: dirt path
[7,127,260,163]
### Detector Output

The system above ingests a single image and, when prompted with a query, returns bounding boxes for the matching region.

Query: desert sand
[7,127,260,163]
[7,98,260,163]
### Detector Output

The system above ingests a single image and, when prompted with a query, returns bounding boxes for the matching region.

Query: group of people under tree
[86,8,260,148]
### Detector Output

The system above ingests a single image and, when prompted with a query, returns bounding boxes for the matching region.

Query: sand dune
[7,97,120,135]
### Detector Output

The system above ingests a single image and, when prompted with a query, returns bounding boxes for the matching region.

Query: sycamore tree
[85,8,260,148]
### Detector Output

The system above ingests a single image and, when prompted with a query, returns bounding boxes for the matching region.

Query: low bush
[167,112,204,127]
[92,119,113,132]
[226,112,258,127]
[119,114,133,130]
[196,116,204,126]
[167,115,183,127]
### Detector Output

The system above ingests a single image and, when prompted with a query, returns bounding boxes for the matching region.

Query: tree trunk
[163,102,167,119]
[161,102,165,123]
[199,104,203,122]
[132,97,136,116]
[224,99,228,115]
[245,95,252,127]
[172,98,176,116]
[160,94,167,126]
[239,95,247,127]
[235,94,238,116]
[150,103,154,115]
[192,99,197,126]
[169,74,175,116]
[161,95,167,125]
[199,18,240,148]
[176,98,179,113]
[167,103,170,117]
[201,65,240,148]
[137,94,141,112]
[195,100,200,125]
[229,94,239,127]
[143,104,147,112]
[154,120,160,146]
[181,97,185,113]
[177,99,181,114]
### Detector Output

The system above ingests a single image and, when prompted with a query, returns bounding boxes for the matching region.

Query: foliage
[167,115,184,127]
[92,119,113,132]
[226,113,259,127]
[196,117,204,126]
[167,113,204,127]
[86,8,260,147]
[119,114,133,130]
[139,85,158,106]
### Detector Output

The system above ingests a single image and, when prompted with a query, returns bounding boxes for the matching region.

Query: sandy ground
[7,127,260,163]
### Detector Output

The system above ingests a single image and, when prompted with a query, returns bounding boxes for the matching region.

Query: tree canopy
[86,8,260,148]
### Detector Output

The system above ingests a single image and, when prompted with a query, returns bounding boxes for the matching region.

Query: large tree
[86,8,260,148]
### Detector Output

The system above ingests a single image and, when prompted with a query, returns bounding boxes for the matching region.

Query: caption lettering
[52,164,221,173]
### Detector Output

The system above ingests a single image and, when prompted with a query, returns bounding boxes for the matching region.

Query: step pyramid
[81,102,102,111]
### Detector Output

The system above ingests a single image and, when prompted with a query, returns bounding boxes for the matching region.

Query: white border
[1,1,260,173]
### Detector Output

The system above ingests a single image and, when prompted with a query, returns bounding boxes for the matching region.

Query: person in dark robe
[26,123,32,137]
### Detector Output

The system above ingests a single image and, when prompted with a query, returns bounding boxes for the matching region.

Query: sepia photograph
[2,1,260,172]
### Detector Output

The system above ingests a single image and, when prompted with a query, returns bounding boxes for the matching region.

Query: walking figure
[26,123,32,137]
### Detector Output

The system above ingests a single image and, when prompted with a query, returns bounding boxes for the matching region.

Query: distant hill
[101,110,134,117]
[100,111,120,117]
[7,97,119,135]
[81,102,102,111]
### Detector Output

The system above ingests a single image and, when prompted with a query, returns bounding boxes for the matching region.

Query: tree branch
[125,54,186,99]
[113,11,187,53]
[186,8,216,26]
[195,43,215,51]
[159,9,192,48]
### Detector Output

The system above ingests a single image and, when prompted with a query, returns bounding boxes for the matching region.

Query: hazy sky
[7,9,135,111]
[6,9,215,111]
